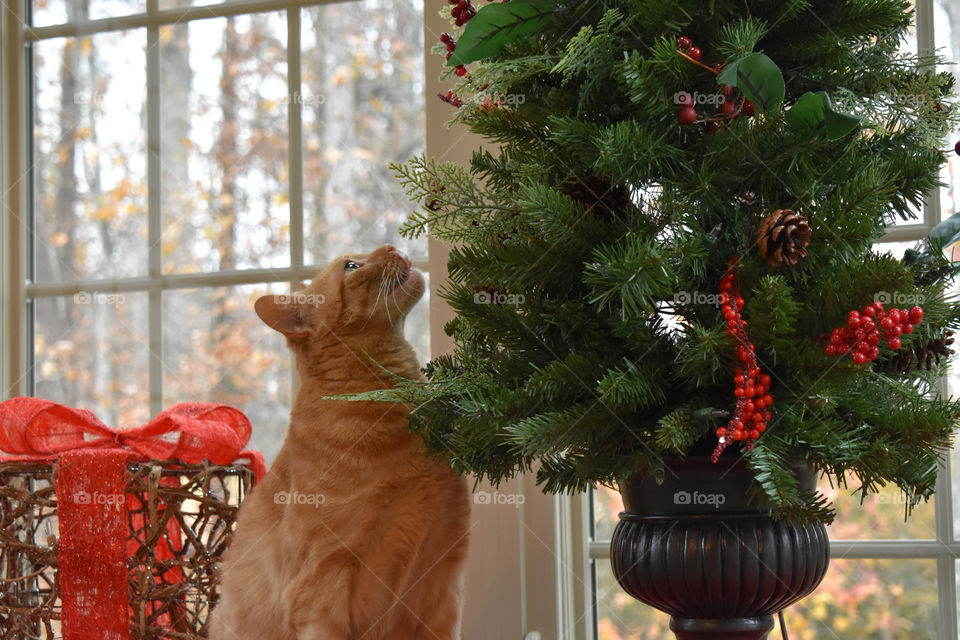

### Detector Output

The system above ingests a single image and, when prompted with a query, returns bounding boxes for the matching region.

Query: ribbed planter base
[610,457,829,640]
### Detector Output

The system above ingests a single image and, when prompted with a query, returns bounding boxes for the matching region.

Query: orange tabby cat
[209,245,470,640]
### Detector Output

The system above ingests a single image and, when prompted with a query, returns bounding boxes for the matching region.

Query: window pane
[405,270,430,365]
[32,0,146,29]
[301,0,427,265]
[160,13,290,274]
[33,30,148,281]
[593,484,621,542]
[595,558,672,640]
[820,472,937,540]
[162,284,292,463]
[34,292,150,426]
[787,559,939,639]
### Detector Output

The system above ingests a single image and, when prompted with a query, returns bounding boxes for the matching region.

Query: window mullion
[146,24,163,416]
[287,6,303,396]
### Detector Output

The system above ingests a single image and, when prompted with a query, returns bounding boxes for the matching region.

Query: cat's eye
[344,260,361,272]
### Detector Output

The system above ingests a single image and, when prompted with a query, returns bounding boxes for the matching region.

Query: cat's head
[254,244,424,349]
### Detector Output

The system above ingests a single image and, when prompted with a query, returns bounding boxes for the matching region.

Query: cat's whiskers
[362,278,389,330]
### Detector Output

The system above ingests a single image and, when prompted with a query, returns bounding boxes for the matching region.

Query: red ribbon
[0,398,267,640]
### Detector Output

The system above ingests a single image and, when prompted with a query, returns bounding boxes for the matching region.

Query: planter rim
[618,455,816,516]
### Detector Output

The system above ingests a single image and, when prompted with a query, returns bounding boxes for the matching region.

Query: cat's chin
[389,268,426,312]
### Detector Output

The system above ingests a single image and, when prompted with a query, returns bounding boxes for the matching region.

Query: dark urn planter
[610,456,829,640]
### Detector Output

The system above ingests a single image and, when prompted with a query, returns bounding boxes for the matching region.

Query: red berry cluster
[448,0,476,26]
[440,33,469,77]
[825,303,924,365]
[713,263,773,462]
[676,35,702,62]
[438,90,464,108]
[675,36,755,130]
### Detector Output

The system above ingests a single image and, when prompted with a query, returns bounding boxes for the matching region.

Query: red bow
[0,397,266,478]
[0,398,266,640]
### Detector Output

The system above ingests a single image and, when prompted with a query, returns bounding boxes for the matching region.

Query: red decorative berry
[677,36,692,50]
[742,100,755,117]
[678,106,698,125]
[824,303,924,364]
[723,100,739,119]
[706,120,723,133]
[688,46,702,61]
[713,261,774,462]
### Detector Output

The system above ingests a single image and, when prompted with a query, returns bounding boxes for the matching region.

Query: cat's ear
[255,295,310,340]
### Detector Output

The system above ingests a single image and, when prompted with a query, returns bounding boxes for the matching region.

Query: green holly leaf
[715,53,784,113]
[786,91,861,140]
[447,0,565,67]
[931,211,960,249]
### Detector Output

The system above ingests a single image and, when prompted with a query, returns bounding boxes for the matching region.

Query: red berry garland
[825,303,924,364]
[713,262,773,462]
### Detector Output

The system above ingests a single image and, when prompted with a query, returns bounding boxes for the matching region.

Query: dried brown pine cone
[880,332,955,374]
[757,209,812,267]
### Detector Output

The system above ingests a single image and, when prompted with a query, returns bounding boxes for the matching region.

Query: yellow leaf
[93,205,117,221]
[159,26,174,45]
[273,192,289,206]
[369,96,384,112]
[324,146,342,164]
[332,65,352,87]
[50,231,69,247]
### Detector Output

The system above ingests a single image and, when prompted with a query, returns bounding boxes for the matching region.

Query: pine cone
[757,209,812,267]
[880,332,955,374]
[562,175,630,219]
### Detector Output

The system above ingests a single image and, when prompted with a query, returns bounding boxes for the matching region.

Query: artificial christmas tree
[357,0,960,636]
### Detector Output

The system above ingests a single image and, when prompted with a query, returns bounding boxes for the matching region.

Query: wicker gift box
[0,399,265,640]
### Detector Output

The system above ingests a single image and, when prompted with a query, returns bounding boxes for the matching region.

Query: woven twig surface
[0,460,254,639]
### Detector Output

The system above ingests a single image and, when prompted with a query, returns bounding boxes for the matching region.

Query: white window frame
[1,0,430,411]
